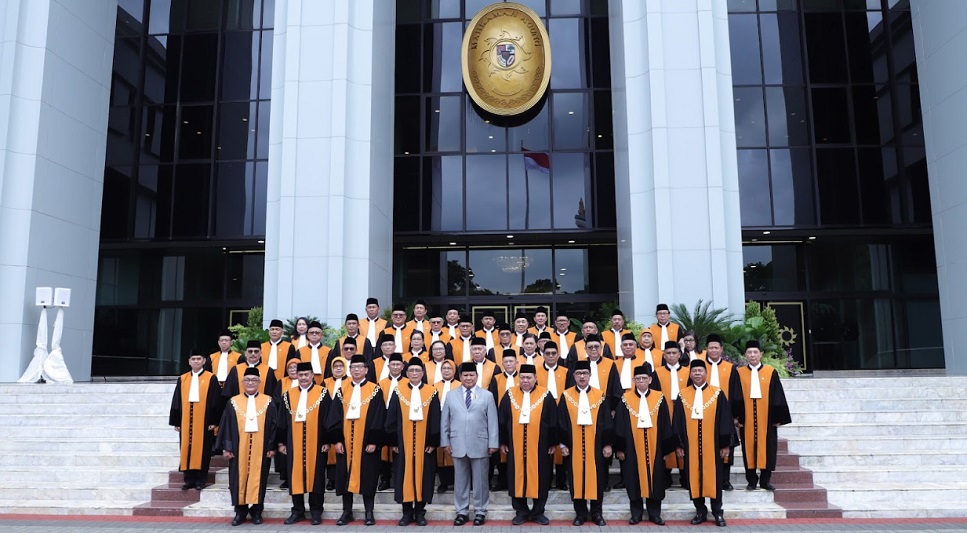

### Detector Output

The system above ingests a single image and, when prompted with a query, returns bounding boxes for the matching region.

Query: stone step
[772,483,830,503]
[807,465,967,483]
[8,402,178,414]
[780,422,967,438]
[784,435,967,453]
[797,450,967,467]
[0,426,177,439]
[841,501,967,519]
[827,484,967,505]
[783,385,967,398]
[0,438,179,453]
[791,410,967,423]
[0,483,154,502]
[782,377,967,389]
[2,466,172,484]
[0,499,142,516]
[779,500,844,519]
[0,451,177,468]
[0,414,169,426]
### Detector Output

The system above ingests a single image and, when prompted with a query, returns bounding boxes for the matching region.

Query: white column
[0,0,115,382]
[262,0,395,327]
[609,0,745,324]
[911,1,967,375]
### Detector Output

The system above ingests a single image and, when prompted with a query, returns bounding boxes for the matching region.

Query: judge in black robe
[169,350,222,490]
[214,367,279,526]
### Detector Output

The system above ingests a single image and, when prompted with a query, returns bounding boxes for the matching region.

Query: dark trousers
[326,465,336,488]
[573,498,603,519]
[235,503,264,517]
[380,460,393,482]
[692,497,723,517]
[720,447,735,487]
[629,497,662,519]
[342,493,375,513]
[512,495,548,517]
[745,468,772,486]
[275,453,288,481]
[438,466,454,488]
[182,469,208,486]
[553,463,568,488]
[402,501,427,516]
[291,493,324,516]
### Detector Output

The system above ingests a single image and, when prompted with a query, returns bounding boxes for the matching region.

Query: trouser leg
[745,469,759,486]
[710,497,723,515]
[470,457,490,515]
[362,494,375,513]
[342,493,354,513]
[511,497,529,515]
[291,493,306,514]
[692,497,708,516]
[760,469,773,485]
[645,498,662,518]
[308,492,324,514]
[629,497,644,518]
[531,494,547,516]
[572,499,589,519]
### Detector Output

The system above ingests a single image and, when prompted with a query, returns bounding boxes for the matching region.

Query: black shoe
[311,515,323,525]
[512,514,527,525]
[231,514,246,526]
[326,479,335,491]
[416,512,428,526]
[399,513,415,526]
[181,482,193,490]
[280,480,289,489]
[473,515,486,526]
[364,512,376,526]
[572,516,586,526]
[722,481,734,491]
[648,515,665,526]
[252,514,264,525]
[195,482,205,491]
[454,514,469,526]
[592,514,607,526]
[556,482,568,491]
[284,513,306,524]
[715,515,727,527]
[628,514,642,525]
[746,483,757,491]
[377,479,391,491]
[533,515,550,525]
[602,483,611,492]
[761,482,776,491]
[613,480,625,489]
[690,514,707,525]
[336,512,354,526]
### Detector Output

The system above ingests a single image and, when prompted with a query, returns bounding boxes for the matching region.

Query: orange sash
[230,394,272,504]
[178,371,214,470]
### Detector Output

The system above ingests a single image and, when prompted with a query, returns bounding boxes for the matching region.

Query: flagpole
[521,141,530,230]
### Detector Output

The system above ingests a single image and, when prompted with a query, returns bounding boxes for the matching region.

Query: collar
[693,382,707,390]
[270,339,282,346]
[635,388,650,397]
[191,369,204,376]
[749,363,762,370]
[352,379,367,386]
[408,381,423,389]
[576,386,591,394]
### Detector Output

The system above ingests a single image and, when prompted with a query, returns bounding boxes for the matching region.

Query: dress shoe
[195,482,205,491]
[648,515,665,526]
[533,514,550,525]
[722,481,734,491]
[311,515,323,525]
[745,483,757,491]
[231,514,246,526]
[284,512,306,524]
[714,514,727,527]
[592,514,607,526]
[364,512,376,526]
[453,514,469,526]
[437,484,449,494]
[326,479,335,491]
[473,514,486,526]
[628,514,642,525]
[252,514,264,525]
[760,482,776,491]
[572,516,586,526]
[555,482,568,491]
[181,482,194,490]
[602,482,611,492]
[512,514,527,525]
[336,512,355,526]
[399,512,415,526]
[690,513,707,525]
[416,512,428,526]
[614,480,625,489]
[377,479,391,491]
[280,480,289,489]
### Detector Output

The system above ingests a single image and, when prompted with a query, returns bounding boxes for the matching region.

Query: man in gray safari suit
[441,361,499,526]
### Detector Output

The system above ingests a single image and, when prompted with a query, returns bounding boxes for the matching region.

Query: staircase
[783,375,967,518]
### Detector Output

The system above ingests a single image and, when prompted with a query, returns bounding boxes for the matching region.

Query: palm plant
[670,300,735,345]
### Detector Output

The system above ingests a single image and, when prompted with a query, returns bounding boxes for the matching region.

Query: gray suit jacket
[440,385,499,459]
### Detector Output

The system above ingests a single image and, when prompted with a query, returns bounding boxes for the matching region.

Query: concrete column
[911,1,967,375]
[608,0,745,325]
[0,0,115,382]
[262,0,395,327]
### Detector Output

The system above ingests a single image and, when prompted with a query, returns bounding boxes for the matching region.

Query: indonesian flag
[522,148,550,173]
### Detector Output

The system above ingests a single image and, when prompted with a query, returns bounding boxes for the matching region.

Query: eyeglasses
[342,347,355,352]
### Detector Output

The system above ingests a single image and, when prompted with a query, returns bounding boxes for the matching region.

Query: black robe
[672,384,733,501]
[613,389,678,501]
[276,384,333,496]
[729,365,792,472]
[215,393,279,507]
[326,381,386,496]
[557,387,614,500]
[168,371,222,474]
[384,383,441,504]
[498,387,558,500]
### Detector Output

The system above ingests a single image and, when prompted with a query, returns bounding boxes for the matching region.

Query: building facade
[0,0,963,380]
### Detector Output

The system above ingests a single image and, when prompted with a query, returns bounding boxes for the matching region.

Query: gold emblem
[462,3,551,116]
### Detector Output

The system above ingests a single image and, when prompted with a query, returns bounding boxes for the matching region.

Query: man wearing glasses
[334,313,373,368]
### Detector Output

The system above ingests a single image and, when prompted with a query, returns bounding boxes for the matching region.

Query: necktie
[367,319,377,346]
[394,326,404,352]
[188,372,200,402]
[750,364,762,399]
[268,342,279,370]
[709,360,720,387]
[558,332,569,355]
[669,364,681,399]
[216,352,229,382]
[660,324,669,347]
[465,388,472,409]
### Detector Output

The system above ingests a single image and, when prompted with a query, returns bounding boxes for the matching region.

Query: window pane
[426,0,460,19]
[396,96,421,155]
[594,91,613,149]
[258,30,272,99]
[589,245,618,293]
[555,248,587,294]
[101,167,133,239]
[811,88,850,144]
[770,148,815,226]
[466,98,507,153]
[852,85,894,145]
[394,158,421,231]
[728,14,761,85]
[256,101,270,159]
[807,240,890,292]
[396,24,421,93]
[179,105,215,160]
[857,147,896,224]
[893,299,944,368]
[142,105,177,162]
[185,1,219,31]
[426,156,463,231]
[226,252,265,300]
[550,18,587,89]
[171,164,212,237]
[552,153,592,229]
[809,298,894,370]
[816,148,860,224]
[550,0,582,15]
[180,33,218,102]
[466,155,507,231]
[425,96,462,152]
[217,102,256,160]
[253,161,267,234]
[397,249,443,298]
[149,0,183,34]
[143,35,181,104]
[590,18,611,89]
[760,13,803,84]
[734,87,766,147]
[423,22,462,92]
[447,250,467,296]
[214,162,253,236]
[220,31,259,101]
[805,13,848,83]
[845,11,889,83]
[552,92,590,150]
[737,149,772,226]
[469,249,552,296]
[509,153,551,230]
[509,103,549,151]
[743,244,803,292]
[225,0,261,30]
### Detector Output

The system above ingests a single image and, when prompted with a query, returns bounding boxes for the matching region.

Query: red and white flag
[522,148,550,173]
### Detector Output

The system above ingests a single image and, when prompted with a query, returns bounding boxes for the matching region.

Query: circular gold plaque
[462,3,552,116]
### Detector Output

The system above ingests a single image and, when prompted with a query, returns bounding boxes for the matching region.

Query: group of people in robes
[168,299,791,526]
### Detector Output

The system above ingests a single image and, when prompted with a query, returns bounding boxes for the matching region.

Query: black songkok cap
[379,333,396,345]
[746,340,761,350]
[188,347,203,356]
[502,349,518,359]
[663,341,680,351]
[459,362,478,374]
[514,310,528,320]
[573,360,591,371]
[690,359,708,369]
[366,297,379,306]
[470,336,487,346]
[407,357,424,368]
[459,314,473,325]
[621,332,637,342]
[345,313,359,322]
[634,363,653,376]
[656,303,669,312]
[706,333,722,345]
[286,353,301,363]
[246,340,261,349]
[585,333,601,343]
[581,316,595,325]
[342,337,357,347]
[538,331,552,340]
[296,362,314,372]
[389,352,404,363]
[219,329,234,339]
[480,309,495,318]
[534,306,548,314]
[308,321,323,330]
[498,322,512,332]
[349,354,367,366]
[414,299,427,307]
[393,303,406,312]
[243,367,261,377]
[542,341,558,351]
[269,319,284,328]
[519,364,537,375]
[612,308,624,317]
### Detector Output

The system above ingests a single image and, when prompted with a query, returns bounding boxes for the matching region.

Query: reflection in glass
[172,164,211,237]
[396,96,421,155]
[220,32,259,101]
[225,0,263,30]
[149,0,178,34]
[770,149,815,226]
[760,13,803,85]
[217,102,256,160]
[551,153,591,229]
[555,248,587,294]
[466,100,507,153]
[424,22,463,93]
[852,85,893,145]
[259,31,273,99]
[552,92,590,150]
[447,250,467,296]
[509,153,552,230]
[394,158,420,231]
[808,241,889,292]
[179,105,215,160]
[811,88,850,144]
[550,18,587,89]
[728,14,761,85]
[816,148,860,224]
[736,149,771,226]
[766,87,808,146]
[214,162,254,236]
[466,155,507,231]
[396,25,421,93]
[428,156,463,231]
[743,245,802,292]
[425,96,462,152]
[256,102,270,159]
[143,34,178,104]
[253,162,267,234]
[734,87,766,148]
[805,13,848,83]
[142,105,177,162]
[180,33,218,102]
[893,299,944,368]
[857,147,895,225]
[469,249,552,295]
[427,0,460,19]
[845,11,888,84]
[509,104,549,151]
[809,298,894,370]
